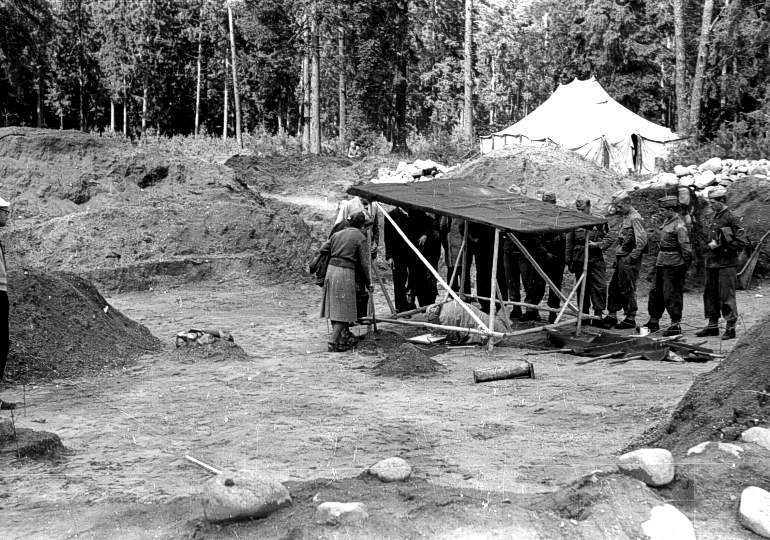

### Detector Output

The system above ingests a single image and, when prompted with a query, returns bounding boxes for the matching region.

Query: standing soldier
[384,206,416,313]
[695,187,748,340]
[603,190,647,329]
[644,195,693,336]
[565,196,609,326]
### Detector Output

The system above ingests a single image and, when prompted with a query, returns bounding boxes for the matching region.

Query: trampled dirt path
[2,278,768,538]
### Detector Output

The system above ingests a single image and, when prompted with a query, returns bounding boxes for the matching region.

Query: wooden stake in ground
[576,231,590,336]
[371,263,395,316]
[487,228,501,352]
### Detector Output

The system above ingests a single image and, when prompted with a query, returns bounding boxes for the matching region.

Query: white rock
[641,503,696,540]
[723,158,735,168]
[750,165,769,176]
[700,186,715,199]
[699,157,723,173]
[201,471,291,522]
[717,442,745,458]
[686,441,710,456]
[674,165,691,177]
[660,173,679,187]
[737,165,749,173]
[369,457,412,482]
[316,502,369,525]
[694,170,717,189]
[740,486,770,538]
[678,175,695,187]
[741,427,770,451]
[618,448,675,487]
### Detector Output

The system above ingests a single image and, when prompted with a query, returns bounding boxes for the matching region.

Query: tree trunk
[141,82,148,137]
[110,98,116,132]
[36,73,43,128]
[489,55,495,126]
[195,2,203,138]
[688,0,715,133]
[123,79,128,137]
[391,1,409,154]
[672,0,689,134]
[223,55,229,141]
[227,3,243,148]
[338,25,346,156]
[463,0,474,141]
[300,14,310,153]
[309,5,321,155]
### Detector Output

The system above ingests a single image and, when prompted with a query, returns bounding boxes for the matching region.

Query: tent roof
[348,178,606,234]
[487,77,678,148]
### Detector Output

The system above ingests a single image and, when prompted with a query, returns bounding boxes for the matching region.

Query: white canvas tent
[479,77,680,175]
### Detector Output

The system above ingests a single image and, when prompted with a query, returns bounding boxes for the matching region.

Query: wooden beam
[442,233,466,302]
[463,293,600,319]
[371,263,396,316]
[488,228,501,352]
[576,231,591,335]
[376,316,505,338]
[376,203,491,333]
[506,232,579,314]
[554,272,584,325]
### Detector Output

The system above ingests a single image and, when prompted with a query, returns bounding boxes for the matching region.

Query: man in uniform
[604,190,647,329]
[520,192,566,323]
[0,197,14,410]
[695,186,748,340]
[384,206,417,313]
[565,196,609,325]
[644,195,693,336]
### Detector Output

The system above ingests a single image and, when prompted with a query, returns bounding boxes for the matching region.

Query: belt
[659,247,679,252]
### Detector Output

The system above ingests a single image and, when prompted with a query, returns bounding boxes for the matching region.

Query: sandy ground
[2,277,768,538]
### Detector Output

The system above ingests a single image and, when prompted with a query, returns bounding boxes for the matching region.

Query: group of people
[319,185,748,350]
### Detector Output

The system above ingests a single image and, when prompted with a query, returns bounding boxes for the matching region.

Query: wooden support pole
[393,299,451,319]
[442,235,467,302]
[376,203,490,334]
[506,232,579,314]
[376,317,505,338]
[461,293,600,319]
[460,221,469,298]
[502,316,590,337]
[371,263,396,316]
[576,231,591,336]
[488,228,501,352]
[554,272,585,325]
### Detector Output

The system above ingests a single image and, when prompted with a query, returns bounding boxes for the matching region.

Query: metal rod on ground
[376,203,490,334]
[442,235,467,302]
[554,272,584,325]
[506,232,579,315]
[185,454,223,475]
[488,228,501,352]
[376,317,505,338]
[576,232,590,336]
[371,263,395,316]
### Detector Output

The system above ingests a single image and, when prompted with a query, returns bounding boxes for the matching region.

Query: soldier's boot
[721,325,736,341]
[662,323,682,337]
[695,320,720,337]
[644,319,660,332]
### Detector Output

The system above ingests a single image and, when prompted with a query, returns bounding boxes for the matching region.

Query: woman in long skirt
[320,212,373,351]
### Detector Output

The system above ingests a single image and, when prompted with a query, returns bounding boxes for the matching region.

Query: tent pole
[462,294,599,318]
[460,221,469,300]
[371,263,396,316]
[576,231,590,336]
[374,317,504,338]
[376,203,491,333]
[554,272,584,324]
[506,232,579,315]
[487,229,501,352]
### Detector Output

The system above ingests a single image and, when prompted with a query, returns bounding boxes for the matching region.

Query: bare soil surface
[2,279,768,538]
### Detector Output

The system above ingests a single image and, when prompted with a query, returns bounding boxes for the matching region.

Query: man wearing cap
[695,186,748,340]
[520,192,566,323]
[604,190,647,329]
[565,196,610,325]
[0,197,14,410]
[644,195,693,336]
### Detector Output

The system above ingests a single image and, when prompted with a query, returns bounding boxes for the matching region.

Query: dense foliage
[1,0,768,154]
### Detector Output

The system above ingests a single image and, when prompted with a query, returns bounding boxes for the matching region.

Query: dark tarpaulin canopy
[348,177,606,234]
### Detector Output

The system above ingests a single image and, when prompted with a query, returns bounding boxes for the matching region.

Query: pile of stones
[373,159,455,183]
[636,157,770,197]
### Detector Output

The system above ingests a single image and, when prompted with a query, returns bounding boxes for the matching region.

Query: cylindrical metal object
[473,361,535,383]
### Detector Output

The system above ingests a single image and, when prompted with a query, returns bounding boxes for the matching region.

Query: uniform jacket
[565,219,609,264]
[614,207,647,259]
[655,214,692,267]
[384,208,415,263]
[704,207,748,268]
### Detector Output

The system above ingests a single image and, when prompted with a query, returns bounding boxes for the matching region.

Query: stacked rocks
[635,157,770,198]
[374,159,456,183]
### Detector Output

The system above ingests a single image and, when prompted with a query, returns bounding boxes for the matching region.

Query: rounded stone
[316,501,369,525]
[200,470,291,522]
[740,486,770,538]
[369,457,412,482]
[618,448,675,487]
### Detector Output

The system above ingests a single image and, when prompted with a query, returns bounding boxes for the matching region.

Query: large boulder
[200,471,291,522]
[674,165,692,177]
[741,427,770,451]
[740,486,770,538]
[641,504,696,540]
[693,170,717,189]
[618,448,675,487]
[699,157,723,173]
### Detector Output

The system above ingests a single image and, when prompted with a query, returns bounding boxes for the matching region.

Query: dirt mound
[632,313,770,453]
[726,176,770,277]
[5,268,161,382]
[455,144,631,205]
[373,342,445,377]
[0,128,320,288]
[174,339,250,363]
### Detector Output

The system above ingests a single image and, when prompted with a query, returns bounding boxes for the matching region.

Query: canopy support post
[487,228,501,352]
[376,202,491,334]
[460,221,469,300]
[576,230,590,336]
[505,232,579,315]
[554,272,585,325]
[442,233,467,302]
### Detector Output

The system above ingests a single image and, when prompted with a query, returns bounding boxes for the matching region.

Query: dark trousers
[392,260,415,313]
[0,291,8,381]
[703,266,738,325]
[502,240,522,303]
[574,258,607,315]
[647,266,686,322]
[411,250,439,308]
[608,256,641,318]
[468,242,507,313]
[525,257,565,312]
[446,265,464,293]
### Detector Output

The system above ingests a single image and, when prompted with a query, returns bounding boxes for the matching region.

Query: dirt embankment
[0,128,325,290]
[5,268,161,382]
